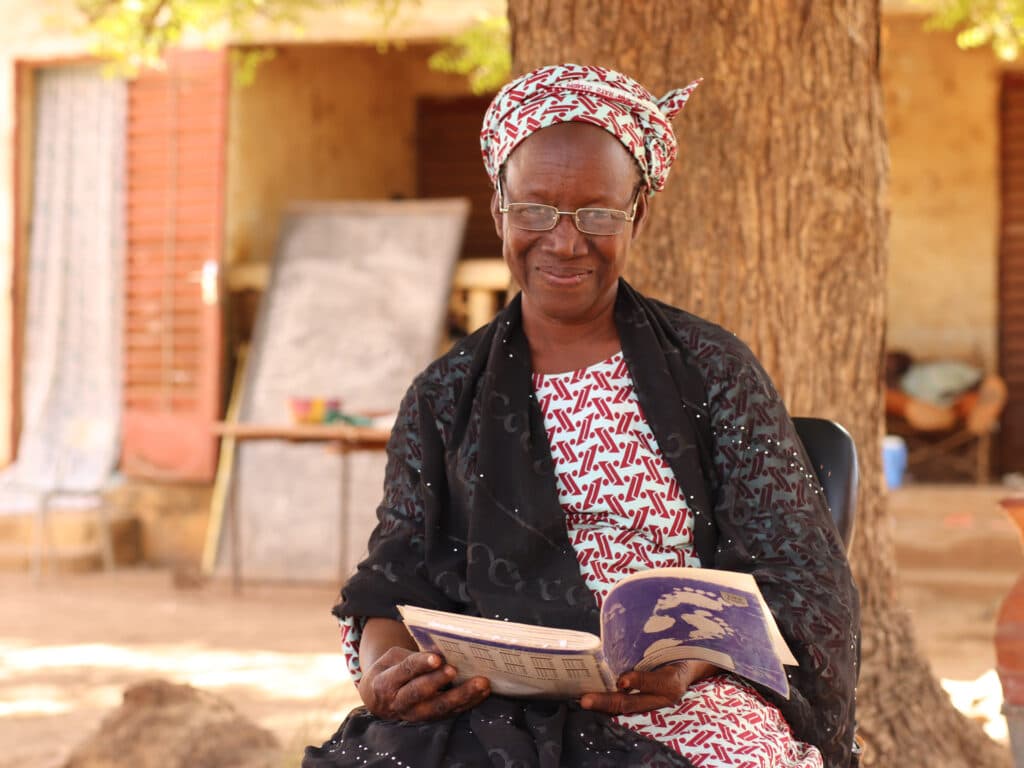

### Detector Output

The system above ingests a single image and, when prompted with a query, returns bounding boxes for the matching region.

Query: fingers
[618,666,688,699]
[369,649,445,698]
[383,648,444,687]
[361,650,444,718]
[668,660,719,687]
[579,690,672,715]
[619,661,718,699]
[580,663,715,715]
[398,676,491,722]
[388,661,458,713]
[360,649,491,722]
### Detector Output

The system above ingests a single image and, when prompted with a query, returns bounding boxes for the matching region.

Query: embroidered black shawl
[306,281,860,768]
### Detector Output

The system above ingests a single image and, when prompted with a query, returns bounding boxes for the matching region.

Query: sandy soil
[0,483,1018,766]
[0,573,361,767]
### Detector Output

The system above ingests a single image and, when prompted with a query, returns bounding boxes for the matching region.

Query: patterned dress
[530,352,823,768]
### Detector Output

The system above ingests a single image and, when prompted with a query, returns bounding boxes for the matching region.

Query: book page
[398,606,615,699]
[634,646,736,674]
[600,568,794,699]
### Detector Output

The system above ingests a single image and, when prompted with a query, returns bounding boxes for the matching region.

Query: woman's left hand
[579,660,719,715]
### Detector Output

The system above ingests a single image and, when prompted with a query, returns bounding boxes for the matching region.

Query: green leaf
[74,0,512,91]
[427,13,510,94]
[924,0,1024,60]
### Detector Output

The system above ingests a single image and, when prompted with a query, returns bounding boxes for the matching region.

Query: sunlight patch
[0,641,351,703]
[942,670,1007,743]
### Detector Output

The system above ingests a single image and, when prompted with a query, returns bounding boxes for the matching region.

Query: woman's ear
[490,189,504,240]
[630,190,650,243]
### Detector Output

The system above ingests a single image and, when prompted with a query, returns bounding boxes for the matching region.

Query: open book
[398,567,797,700]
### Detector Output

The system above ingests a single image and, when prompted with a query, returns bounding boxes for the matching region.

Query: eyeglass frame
[496,176,643,236]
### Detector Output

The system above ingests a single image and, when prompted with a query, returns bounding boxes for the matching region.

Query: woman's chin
[523,280,615,324]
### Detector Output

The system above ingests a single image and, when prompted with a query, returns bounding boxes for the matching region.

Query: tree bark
[507,1,1009,766]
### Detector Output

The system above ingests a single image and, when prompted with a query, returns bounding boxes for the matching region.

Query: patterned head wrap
[480,63,701,194]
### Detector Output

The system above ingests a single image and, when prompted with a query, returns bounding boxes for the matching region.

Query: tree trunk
[507,2,1009,766]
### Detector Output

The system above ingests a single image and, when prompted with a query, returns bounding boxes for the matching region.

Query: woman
[305,64,860,768]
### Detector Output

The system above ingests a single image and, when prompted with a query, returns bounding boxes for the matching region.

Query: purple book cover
[600,574,790,698]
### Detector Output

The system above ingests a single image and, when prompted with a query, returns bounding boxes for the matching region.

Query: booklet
[398,567,797,701]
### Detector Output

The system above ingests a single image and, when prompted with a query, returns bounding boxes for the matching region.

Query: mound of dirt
[63,679,281,768]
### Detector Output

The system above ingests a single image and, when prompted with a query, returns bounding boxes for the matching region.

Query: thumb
[620,665,690,699]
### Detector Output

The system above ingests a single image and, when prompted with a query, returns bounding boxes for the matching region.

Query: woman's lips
[536,266,591,286]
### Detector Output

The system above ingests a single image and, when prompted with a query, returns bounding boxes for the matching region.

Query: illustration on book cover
[601,573,788,696]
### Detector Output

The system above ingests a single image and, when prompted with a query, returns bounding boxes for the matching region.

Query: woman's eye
[521,205,551,216]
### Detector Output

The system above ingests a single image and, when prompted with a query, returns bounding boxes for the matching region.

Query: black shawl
[305,281,860,768]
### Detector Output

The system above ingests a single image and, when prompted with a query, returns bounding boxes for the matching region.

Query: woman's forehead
[503,123,641,192]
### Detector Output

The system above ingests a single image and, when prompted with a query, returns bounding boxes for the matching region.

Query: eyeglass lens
[506,204,628,235]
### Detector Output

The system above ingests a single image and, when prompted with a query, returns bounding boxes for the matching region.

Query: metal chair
[792,417,858,550]
[32,488,113,579]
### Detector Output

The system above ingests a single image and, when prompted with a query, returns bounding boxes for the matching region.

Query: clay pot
[995,496,1024,767]
[997,497,1024,703]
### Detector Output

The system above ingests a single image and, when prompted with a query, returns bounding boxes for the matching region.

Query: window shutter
[1000,73,1024,474]
[122,50,226,481]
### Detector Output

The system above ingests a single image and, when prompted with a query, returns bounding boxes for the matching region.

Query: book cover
[599,569,794,699]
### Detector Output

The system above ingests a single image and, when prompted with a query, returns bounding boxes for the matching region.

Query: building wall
[882,15,1010,369]
[236,0,504,46]
[225,43,474,267]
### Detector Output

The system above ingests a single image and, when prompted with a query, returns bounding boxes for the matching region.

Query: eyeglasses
[497,178,641,236]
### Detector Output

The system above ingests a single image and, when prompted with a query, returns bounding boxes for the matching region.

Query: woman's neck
[522,301,621,375]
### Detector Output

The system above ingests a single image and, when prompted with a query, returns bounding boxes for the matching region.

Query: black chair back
[791,417,858,550]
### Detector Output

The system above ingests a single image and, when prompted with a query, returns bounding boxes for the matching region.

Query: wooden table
[213,421,392,592]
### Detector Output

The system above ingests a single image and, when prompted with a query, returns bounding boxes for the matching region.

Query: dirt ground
[0,573,361,767]
[0,482,1019,767]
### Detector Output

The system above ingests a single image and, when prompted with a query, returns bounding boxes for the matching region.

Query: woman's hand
[579,660,718,716]
[358,646,491,722]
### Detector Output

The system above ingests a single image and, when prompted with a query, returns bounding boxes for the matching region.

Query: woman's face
[491,122,648,328]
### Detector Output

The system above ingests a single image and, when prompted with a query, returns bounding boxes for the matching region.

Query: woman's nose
[546,212,587,256]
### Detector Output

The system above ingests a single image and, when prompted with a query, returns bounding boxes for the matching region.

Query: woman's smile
[536,264,592,286]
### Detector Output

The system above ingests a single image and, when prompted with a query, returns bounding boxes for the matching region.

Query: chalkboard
[220,199,468,582]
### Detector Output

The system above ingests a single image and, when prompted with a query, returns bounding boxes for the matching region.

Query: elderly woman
[305,64,860,768]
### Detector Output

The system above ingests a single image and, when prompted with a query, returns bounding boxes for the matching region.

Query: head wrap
[480,63,701,194]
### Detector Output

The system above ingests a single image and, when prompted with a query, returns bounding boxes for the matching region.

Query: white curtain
[0,66,126,512]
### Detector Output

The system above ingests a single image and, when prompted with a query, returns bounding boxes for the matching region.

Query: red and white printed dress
[531,351,823,768]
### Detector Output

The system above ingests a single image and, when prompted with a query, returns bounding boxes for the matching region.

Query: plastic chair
[792,417,858,550]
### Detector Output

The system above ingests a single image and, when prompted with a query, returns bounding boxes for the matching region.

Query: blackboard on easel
[217,199,469,582]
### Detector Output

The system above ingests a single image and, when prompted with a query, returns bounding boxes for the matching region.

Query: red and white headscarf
[480,63,701,194]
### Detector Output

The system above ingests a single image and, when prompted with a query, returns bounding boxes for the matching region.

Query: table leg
[229,458,242,595]
[340,447,352,582]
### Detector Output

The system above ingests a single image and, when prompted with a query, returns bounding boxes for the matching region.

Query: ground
[0,483,1018,767]
[0,573,360,767]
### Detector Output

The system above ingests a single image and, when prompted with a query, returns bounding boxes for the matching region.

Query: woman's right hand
[357,646,491,722]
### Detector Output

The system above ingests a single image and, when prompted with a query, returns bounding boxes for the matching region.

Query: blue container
[883,435,908,489]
